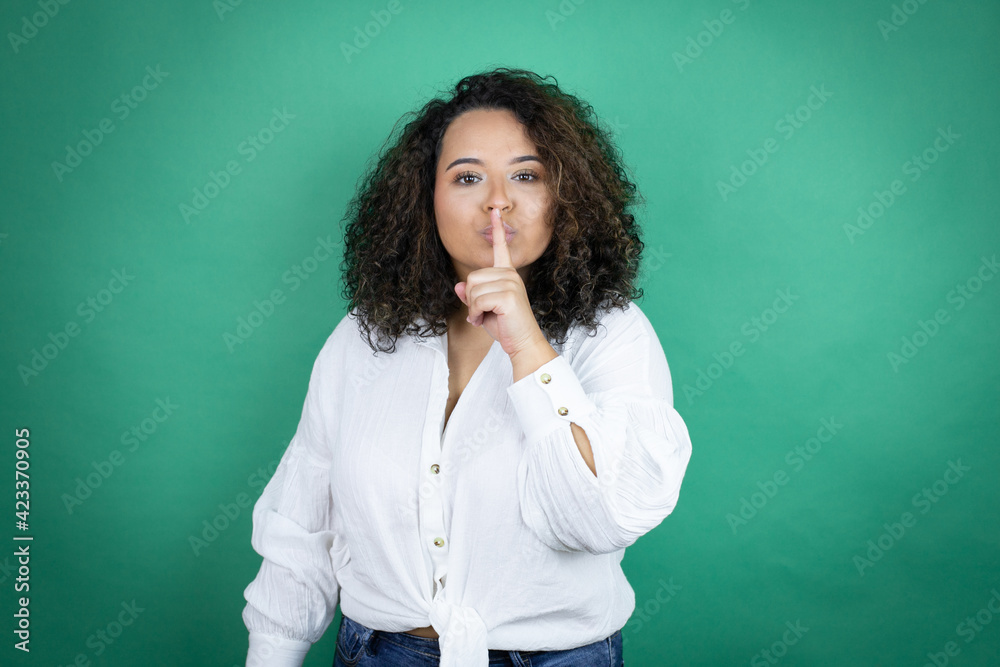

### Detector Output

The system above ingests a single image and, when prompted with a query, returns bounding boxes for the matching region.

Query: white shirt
[242,301,693,667]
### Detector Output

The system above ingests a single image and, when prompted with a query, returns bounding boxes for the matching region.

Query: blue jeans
[333,614,624,666]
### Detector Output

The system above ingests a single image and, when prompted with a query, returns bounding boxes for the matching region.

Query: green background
[2,0,998,665]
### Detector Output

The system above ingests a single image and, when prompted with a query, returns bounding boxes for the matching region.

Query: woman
[242,67,693,667]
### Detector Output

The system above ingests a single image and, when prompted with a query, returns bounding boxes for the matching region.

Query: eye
[513,170,540,182]
[453,171,480,185]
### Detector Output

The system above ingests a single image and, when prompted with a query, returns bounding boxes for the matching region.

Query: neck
[447,306,495,346]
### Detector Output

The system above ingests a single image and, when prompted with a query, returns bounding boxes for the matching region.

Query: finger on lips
[492,208,512,268]
[466,209,514,326]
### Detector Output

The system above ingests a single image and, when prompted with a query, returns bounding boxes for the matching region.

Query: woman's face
[433,108,553,284]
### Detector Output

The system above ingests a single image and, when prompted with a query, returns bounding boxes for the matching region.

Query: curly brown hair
[340,66,646,353]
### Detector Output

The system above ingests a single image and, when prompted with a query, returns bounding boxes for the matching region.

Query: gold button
[558,407,569,416]
[430,464,440,474]
[433,537,445,547]
[540,373,552,384]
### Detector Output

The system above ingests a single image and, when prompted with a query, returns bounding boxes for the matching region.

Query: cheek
[432,196,452,235]
[539,230,556,259]
[432,190,445,226]
[434,193,466,231]
[527,197,550,223]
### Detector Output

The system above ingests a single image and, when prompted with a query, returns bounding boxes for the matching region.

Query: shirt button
[433,537,445,547]
[540,373,552,384]
[558,407,569,416]
[430,464,440,474]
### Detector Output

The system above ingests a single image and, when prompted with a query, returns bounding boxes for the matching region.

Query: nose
[485,180,512,216]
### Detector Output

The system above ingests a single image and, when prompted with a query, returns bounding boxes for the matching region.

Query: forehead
[438,108,535,158]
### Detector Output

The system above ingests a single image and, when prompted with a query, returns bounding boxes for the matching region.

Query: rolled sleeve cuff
[247,632,311,667]
[506,354,597,444]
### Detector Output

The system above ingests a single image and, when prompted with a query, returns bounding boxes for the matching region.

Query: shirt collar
[410,317,446,355]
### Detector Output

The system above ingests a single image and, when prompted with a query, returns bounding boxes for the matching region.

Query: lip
[481,229,515,245]
[480,222,515,245]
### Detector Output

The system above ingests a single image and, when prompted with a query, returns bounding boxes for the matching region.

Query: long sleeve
[507,306,692,555]
[242,341,341,667]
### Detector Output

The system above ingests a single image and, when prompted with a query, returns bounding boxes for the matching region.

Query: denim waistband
[338,614,622,666]
[341,614,533,660]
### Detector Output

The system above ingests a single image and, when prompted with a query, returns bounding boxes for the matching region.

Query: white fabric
[242,301,693,666]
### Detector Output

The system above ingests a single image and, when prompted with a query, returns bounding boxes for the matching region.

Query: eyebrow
[444,155,542,171]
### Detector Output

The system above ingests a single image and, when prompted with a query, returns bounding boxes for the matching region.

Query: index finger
[491,208,512,268]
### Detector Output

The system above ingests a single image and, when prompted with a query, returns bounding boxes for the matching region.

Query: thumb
[455,281,468,305]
